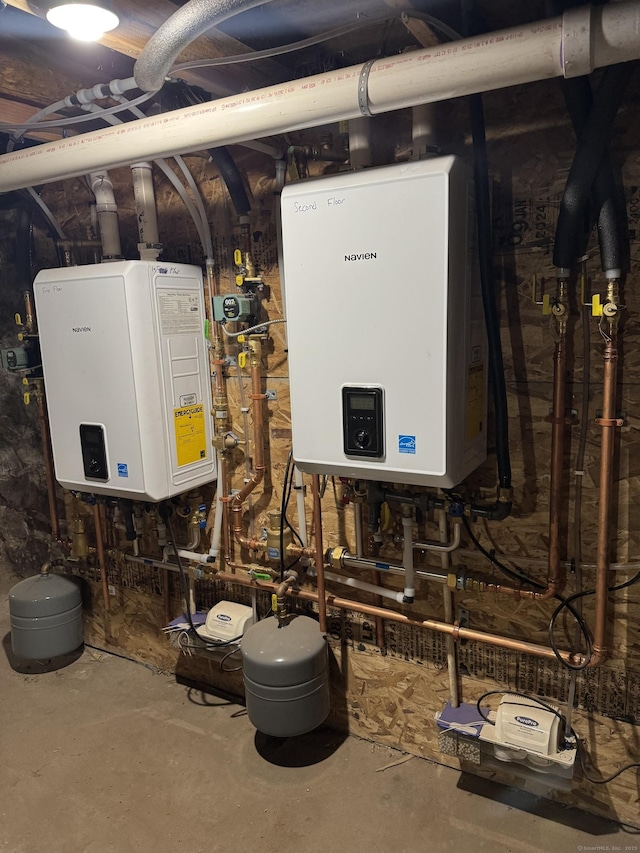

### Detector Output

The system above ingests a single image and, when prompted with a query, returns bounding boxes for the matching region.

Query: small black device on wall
[342,386,384,458]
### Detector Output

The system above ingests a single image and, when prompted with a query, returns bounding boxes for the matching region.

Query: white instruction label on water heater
[158,289,201,336]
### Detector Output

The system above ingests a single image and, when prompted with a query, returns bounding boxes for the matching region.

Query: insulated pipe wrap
[560,75,623,273]
[553,63,634,270]
[133,0,273,93]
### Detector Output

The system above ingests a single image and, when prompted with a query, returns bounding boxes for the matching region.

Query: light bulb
[46,3,119,41]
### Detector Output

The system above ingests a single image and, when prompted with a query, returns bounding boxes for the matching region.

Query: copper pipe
[230,341,266,548]
[213,570,581,666]
[591,315,620,667]
[93,503,110,613]
[34,381,60,541]
[311,474,327,633]
[23,290,35,335]
[545,335,567,598]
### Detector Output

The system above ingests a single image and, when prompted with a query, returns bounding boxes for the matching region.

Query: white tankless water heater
[33,260,216,501]
[280,156,486,488]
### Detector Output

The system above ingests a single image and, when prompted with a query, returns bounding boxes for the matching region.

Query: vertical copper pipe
[93,502,110,613]
[23,290,35,334]
[311,474,327,633]
[34,382,60,541]
[591,326,620,667]
[545,332,567,599]
[230,343,266,547]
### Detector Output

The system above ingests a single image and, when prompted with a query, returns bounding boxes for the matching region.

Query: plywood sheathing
[18,72,640,826]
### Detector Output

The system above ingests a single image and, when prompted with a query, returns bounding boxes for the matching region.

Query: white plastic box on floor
[33,260,216,501]
[280,156,486,487]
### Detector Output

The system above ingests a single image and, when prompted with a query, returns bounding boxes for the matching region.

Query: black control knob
[89,458,101,474]
[355,429,370,449]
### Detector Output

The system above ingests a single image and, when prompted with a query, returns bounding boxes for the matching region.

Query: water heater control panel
[342,386,384,458]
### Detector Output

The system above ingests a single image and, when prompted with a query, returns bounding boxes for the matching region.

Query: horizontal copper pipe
[214,570,581,666]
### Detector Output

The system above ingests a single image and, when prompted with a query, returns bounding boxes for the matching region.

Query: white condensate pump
[33,260,216,501]
[479,694,576,778]
[280,156,487,487]
[196,601,254,643]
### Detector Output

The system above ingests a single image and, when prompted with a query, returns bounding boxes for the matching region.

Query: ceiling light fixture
[45,1,119,41]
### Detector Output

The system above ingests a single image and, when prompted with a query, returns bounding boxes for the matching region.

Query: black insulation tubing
[14,205,33,287]
[559,75,624,272]
[460,0,511,492]
[468,93,511,490]
[173,82,252,218]
[208,146,252,218]
[553,62,635,271]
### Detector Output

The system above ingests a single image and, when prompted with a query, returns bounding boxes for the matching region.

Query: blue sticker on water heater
[117,463,129,478]
[398,435,416,455]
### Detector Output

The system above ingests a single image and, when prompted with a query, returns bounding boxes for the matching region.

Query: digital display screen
[350,394,375,411]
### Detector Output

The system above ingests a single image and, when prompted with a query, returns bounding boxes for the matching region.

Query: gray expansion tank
[241,614,330,737]
[9,567,83,660]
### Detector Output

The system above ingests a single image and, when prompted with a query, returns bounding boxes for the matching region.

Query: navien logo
[345,252,377,262]
[72,326,92,333]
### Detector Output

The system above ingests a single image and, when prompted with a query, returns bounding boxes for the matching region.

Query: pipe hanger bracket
[358,59,376,117]
[562,5,594,79]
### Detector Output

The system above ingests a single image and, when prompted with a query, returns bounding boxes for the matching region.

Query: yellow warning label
[466,363,484,442]
[174,404,207,467]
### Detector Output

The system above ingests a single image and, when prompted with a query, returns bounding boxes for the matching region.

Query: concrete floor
[0,586,634,853]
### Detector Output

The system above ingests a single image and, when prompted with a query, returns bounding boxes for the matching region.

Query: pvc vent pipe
[89,171,121,259]
[1,2,640,192]
[131,161,160,246]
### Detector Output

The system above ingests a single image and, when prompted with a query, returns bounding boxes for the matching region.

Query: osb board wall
[1,72,639,824]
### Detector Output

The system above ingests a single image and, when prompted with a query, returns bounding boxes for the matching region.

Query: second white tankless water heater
[33,260,216,501]
[280,156,487,488]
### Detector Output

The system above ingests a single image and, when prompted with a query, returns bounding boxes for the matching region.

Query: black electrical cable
[462,515,593,669]
[578,750,640,785]
[283,454,304,547]
[462,515,544,590]
[549,568,640,649]
[476,690,568,732]
[279,451,293,582]
[477,689,640,784]
[279,450,304,582]
[220,647,243,673]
